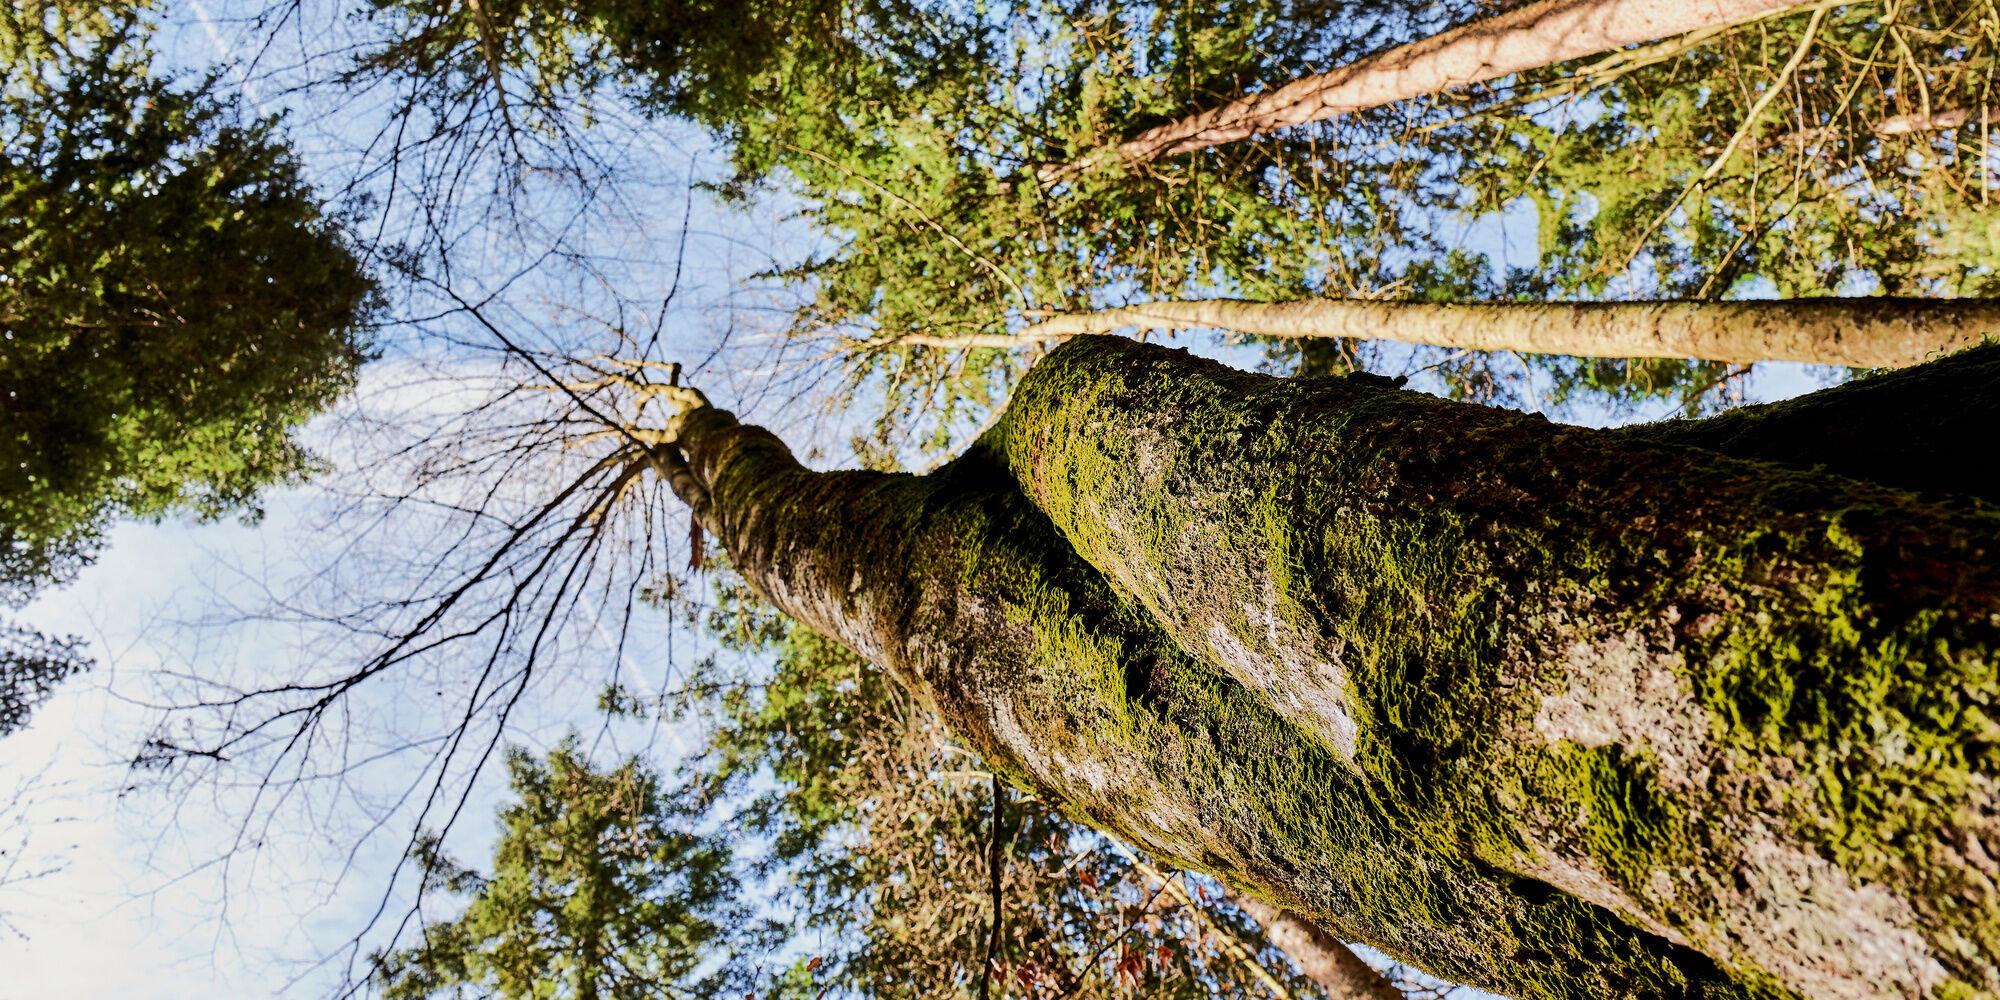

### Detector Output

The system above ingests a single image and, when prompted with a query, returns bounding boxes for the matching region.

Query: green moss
[972,336,2000,999]
[689,410,1752,997]
[683,336,2000,1000]
[926,459,1761,999]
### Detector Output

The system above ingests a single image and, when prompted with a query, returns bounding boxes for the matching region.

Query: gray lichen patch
[1205,588,1361,763]
[980,695,1212,858]
[1531,631,1706,790]
[1715,830,1948,1000]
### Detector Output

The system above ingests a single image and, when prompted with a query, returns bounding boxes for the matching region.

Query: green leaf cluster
[371,739,748,1000]
[0,5,376,600]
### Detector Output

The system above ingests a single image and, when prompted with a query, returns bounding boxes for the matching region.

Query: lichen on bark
[662,336,2000,1000]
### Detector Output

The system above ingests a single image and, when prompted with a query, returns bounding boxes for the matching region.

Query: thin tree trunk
[657,337,2000,1000]
[579,904,601,1000]
[988,297,1997,368]
[1042,0,1810,181]
[1875,107,2000,135]
[1227,892,1407,1000]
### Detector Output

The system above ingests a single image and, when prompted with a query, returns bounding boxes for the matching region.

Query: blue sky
[0,3,1856,996]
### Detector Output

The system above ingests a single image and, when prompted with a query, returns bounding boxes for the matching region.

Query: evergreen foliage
[0,4,375,599]
[1465,1,2000,301]
[370,740,748,1000]
[1381,0,2000,412]
[0,620,84,738]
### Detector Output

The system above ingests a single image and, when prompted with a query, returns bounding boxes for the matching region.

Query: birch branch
[1875,107,2000,135]
[1041,0,1818,183]
[864,297,2000,368]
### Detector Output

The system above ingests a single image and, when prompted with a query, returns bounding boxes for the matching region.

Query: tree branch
[864,296,2000,368]
[1042,0,1817,182]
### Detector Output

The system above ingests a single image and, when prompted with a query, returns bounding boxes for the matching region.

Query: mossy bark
[663,337,2000,1000]
[1615,343,2000,503]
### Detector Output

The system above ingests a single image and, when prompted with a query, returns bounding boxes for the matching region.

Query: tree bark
[1228,892,1407,1000]
[1614,343,2000,504]
[659,337,2000,1000]
[1874,107,2000,135]
[1005,297,1998,368]
[1044,0,1811,181]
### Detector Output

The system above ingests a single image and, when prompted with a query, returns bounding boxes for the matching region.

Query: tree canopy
[12,1,2000,999]
[371,740,745,1000]
[0,4,375,601]
[345,0,2000,431]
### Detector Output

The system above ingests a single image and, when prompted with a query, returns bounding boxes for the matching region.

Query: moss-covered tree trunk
[659,337,2000,1000]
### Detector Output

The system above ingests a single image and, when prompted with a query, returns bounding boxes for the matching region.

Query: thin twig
[977,773,1006,1000]
[1053,870,1177,1000]
[1612,5,1829,279]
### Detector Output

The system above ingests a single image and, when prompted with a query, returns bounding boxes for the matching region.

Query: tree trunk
[1614,344,2000,504]
[1228,892,1408,1000]
[1875,107,2000,135]
[1044,0,1810,181]
[1007,297,1998,368]
[658,337,2000,1000]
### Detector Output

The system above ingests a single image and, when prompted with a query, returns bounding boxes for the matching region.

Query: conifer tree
[0,3,373,739]
[0,4,374,597]
[370,741,747,1000]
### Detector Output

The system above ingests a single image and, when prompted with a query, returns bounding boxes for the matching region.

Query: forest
[2,0,1999,998]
